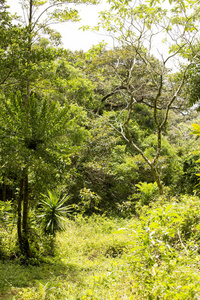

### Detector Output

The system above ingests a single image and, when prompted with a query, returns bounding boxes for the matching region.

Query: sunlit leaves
[12,0,99,52]
[0,91,89,172]
[95,0,200,61]
[125,194,200,299]
[39,190,72,236]
[49,8,80,22]
[33,0,48,6]
[191,123,200,135]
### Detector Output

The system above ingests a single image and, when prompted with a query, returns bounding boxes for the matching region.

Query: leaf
[191,124,200,135]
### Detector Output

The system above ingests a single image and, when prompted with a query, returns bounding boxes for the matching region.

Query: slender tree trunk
[18,0,33,259]
[3,175,6,201]
[17,171,23,253]
[150,163,163,195]
[22,169,32,258]
[123,114,164,195]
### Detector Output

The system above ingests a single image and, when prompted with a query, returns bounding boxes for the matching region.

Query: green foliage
[78,187,101,215]
[122,181,159,216]
[39,190,72,236]
[1,1,200,293]
[0,2,25,87]
[0,91,89,199]
[189,123,200,187]
[1,202,200,299]
[0,215,132,299]
[0,200,12,228]
[179,153,200,193]
[191,123,200,136]
[184,61,200,109]
[125,194,200,298]
[142,134,183,186]
[32,59,95,109]
[87,0,200,196]
[0,200,15,258]
[135,181,158,205]
[0,92,70,154]
[132,103,156,134]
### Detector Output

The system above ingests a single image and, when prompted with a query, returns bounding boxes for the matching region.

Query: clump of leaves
[0,200,16,259]
[78,187,101,215]
[0,200,12,229]
[136,181,158,205]
[191,123,200,184]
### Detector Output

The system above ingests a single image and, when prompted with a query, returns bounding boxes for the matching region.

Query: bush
[0,200,16,259]
[124,194,200,298]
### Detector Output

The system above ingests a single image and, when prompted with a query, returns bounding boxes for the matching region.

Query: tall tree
[0,91,89,257]
[0,0,96,258]
[87,0,200,194]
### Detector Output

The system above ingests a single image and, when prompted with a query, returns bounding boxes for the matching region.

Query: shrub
[124,194,200,298]
[38,190,72,236]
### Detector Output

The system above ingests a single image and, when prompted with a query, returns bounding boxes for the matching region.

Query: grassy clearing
[0,215,135,299]
[1,195,200,299]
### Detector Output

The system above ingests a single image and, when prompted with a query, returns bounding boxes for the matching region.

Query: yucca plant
[39,190,72,237]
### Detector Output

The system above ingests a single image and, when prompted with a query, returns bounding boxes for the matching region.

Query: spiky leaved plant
[39,190,72,237]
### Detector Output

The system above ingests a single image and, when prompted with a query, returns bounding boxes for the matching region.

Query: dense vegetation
[1,0,200,298]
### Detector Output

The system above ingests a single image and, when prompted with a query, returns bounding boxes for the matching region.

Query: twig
[177,228,188,255]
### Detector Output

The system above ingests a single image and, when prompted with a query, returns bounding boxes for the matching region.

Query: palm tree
[0,92,72,257]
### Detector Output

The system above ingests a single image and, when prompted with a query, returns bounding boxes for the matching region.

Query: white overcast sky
[7,0,111,51]
[6,0,179,70]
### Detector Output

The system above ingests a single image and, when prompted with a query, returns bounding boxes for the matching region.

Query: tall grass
[1,195,200,299]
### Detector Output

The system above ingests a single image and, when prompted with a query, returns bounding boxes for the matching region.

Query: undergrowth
[1,195,200,299]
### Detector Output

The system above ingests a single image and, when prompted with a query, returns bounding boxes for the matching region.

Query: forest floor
[1,195,200,299]
[0,215,135,299]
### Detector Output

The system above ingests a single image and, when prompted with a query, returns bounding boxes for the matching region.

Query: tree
[0,90,90,257]
[86,0,200,195]
[0,0,97,258]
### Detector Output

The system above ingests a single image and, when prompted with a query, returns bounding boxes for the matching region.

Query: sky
[7,0,111,51]
[6,0,180,70]
[6,0,174,67]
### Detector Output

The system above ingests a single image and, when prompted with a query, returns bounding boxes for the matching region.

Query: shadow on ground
[0,258,81,299]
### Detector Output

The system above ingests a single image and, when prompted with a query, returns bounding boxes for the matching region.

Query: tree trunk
[22,169,32,258]
[17,171,23,253]
[18,0,33,259]
[123,120,164,195]
[150,163,163,195]
[2,174,6,201]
